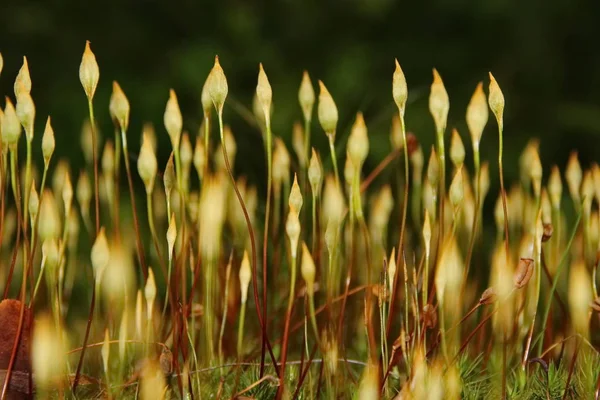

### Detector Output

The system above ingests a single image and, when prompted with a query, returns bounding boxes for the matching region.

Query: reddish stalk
[450,309,496,364]
[1,159,26,400]
[562,338,579,400]
[337,220,355,346]
[359,149,400,193]
[387,121,410,339]
[261,158,273,377]
[218,116,279,375]
[121,128,148,279]
[72,282,95,393]
[276,279,297,399]
[292,343,318,399]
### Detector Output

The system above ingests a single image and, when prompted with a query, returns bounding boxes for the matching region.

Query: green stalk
[146,193,166,273]
[311,192,317,254]
[30,165,48,254]
[204,114,210,181]
[327,134,340,188]
[439,302,449,362]
[436,127,446,236]
[120,127,147,278]
[463,145,481,289]
[23,139,32,232]
[423,247,430,320]
[303,118,312,174]
[237,300,247,359]
[113,129,121,238]
[218,261,232,368]
[304,312,314,399]
[522,199,542,366]
[497,121,510,260]
[31,255,46,304]
[27,163,50,302]
[161,254,173,319]
[260,117,274,376]
[87,100,100,234]
[307,291,320,347]
[204,257,215,363]
[380,271,388,389]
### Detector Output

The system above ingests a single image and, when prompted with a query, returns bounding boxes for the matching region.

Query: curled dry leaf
[514,258,534,289]
[479,287,497,305]
[542,223,553,242]
[159,347,173,376]
[421,304,437,329]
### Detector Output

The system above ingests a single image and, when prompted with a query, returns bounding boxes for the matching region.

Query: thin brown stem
[121,131,147,279]
[360,149,400,193]
[72,281,96,393]
[218,111,278,375]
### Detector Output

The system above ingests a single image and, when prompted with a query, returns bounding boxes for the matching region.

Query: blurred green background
[1,0,599,193]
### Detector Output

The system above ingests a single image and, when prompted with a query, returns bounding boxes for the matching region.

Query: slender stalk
[387,111,409,338]
[463,146,481,290]
[113,129,121,239]
[161,253,174,319]
[72,281,96,392]
[146,193,167,278]
[217,110,279,375]
[311,193,317,254]
[1,148,28,400]
[303,118,312,174]
[327,134,340,188]
[204,257,215,363]
[2,152,22,299]
[218,260,232,368]
[308,291,320,348]
[259,118,274,376]
[31,256,46,304]
[534,206,582,354]
[497,121,510,260]
[204,114,210,181]
[87,100,100,234]
[29,165,48,256]
[277,252,297,398]
[23,139,32,233]
[437,127,446,236]
[337,215,353,344]
[237,300,247,360]
[120,127,147,278]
